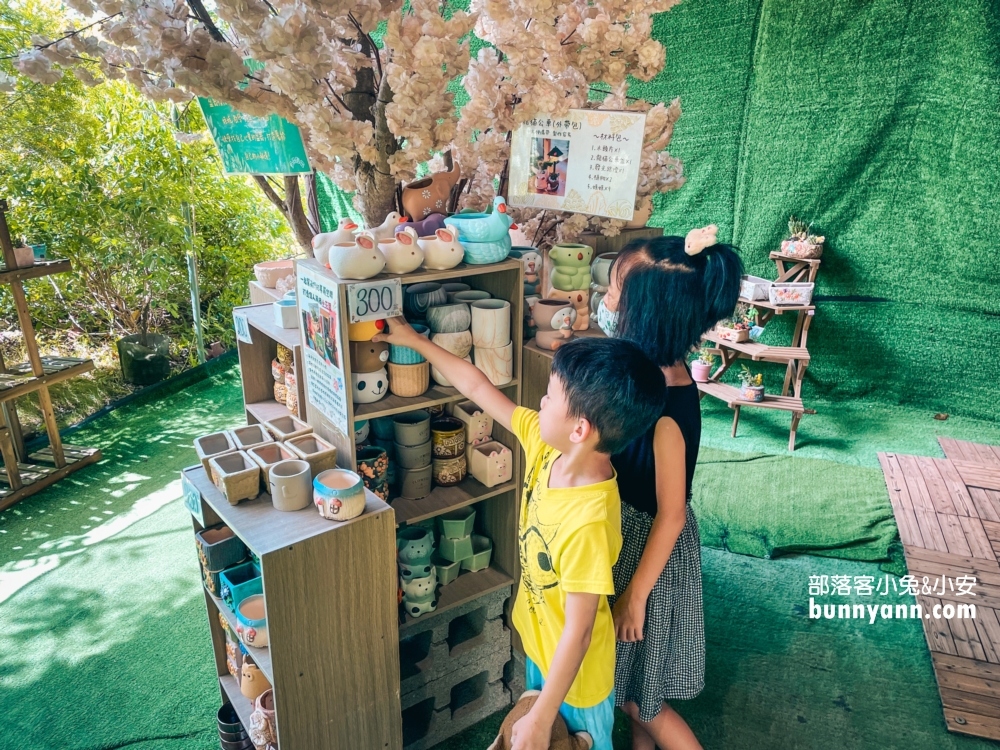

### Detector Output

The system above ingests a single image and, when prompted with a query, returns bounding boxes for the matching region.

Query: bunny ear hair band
[685,224,719,256]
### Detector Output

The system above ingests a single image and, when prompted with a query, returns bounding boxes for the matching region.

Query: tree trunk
[252,175,316,255]
[344,66,399,228]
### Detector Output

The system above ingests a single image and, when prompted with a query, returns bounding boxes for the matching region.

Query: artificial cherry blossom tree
[11,0,687,250]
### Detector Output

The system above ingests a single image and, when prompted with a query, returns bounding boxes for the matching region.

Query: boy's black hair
[614,236,743,367]
[551,337,667,454]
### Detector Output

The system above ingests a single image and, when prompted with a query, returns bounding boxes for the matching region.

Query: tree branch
[253,175,286,212]
[184,0,226,43]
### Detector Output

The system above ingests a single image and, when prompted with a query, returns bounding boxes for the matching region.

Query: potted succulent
[690,346,715,383]
[780,215,825,259]
[738,365,764,402]
[715,303,756,343]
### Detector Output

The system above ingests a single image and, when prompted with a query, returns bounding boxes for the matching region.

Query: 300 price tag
[348,278,402,323]
[233,311,253,344]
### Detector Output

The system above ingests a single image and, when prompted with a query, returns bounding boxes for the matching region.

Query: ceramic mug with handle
[268,459,312,511]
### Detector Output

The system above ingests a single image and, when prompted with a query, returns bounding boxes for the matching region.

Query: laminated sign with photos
[508,109,646,220]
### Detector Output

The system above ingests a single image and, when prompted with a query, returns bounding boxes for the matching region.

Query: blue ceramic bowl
[219,561,262,610]
[235,593,268,649]
[403,283,447,321]
[462,236,512,265]
[389,323,429,364]
[313,469,367,522]
[444,213,508,243]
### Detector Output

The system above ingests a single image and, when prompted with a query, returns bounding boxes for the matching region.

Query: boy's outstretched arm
[373,317,516,432]
[510,592,599,750]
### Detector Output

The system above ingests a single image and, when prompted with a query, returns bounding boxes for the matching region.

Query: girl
[597,227,742,750]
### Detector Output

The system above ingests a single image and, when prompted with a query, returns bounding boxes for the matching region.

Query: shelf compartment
[399,565,513,634]
[522,328,604,361]
[236,302,301,351]
[219,674,256,729]
[697,380,806,412]
[0,258,72,285]
[246,399,296,426]
[391,475,516,526]
[182,465,386,556]
[206,586,273,684]
[701,330,810,363]
[0,358,94,403]
[355,380,518,421]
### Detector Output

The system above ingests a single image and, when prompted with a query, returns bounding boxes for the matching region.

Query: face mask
[597,297,618,337]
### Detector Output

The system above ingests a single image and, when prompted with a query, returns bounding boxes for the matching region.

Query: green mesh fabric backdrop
[317,0,1000,420]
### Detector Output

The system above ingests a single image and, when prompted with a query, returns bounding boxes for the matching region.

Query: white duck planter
[418,228,464,270]
[312,218,359,268]
[328,232,386,280]
[367,211,407,242]
[381,227,424,275]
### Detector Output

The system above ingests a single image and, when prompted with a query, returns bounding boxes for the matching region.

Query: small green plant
[787,215,824,245]
[718,302,757,331]
[697,346,716,365]
[738,364,763,388]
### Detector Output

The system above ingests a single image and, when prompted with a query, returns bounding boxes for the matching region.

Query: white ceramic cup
[473,343,513,386]
[269,459,312,511]
[470,299,511,348]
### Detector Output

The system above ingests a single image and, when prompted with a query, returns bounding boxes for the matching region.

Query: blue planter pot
[389,323,429,364]
[462,236,512,265]
[444,213,508,243]
[219,561,262,610]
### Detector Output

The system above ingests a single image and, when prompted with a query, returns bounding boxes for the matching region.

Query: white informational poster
[296,265,350,437]
[507,109,646,221]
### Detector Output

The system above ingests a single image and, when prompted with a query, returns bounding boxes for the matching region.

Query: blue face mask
[597,297,618,337]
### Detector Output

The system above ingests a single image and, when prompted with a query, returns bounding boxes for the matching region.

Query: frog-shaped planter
[549,244,594,291]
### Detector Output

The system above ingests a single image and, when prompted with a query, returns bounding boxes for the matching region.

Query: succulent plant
[738,364,763,387]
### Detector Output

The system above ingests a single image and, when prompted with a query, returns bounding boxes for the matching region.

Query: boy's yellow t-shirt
[510,406,622,708]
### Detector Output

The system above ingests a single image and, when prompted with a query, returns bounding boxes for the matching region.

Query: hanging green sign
[198,96,312,176]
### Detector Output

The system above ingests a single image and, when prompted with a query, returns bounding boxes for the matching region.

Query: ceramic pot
[285,434,338,475]
[462,535,493,572]
[430,330,473,358]
[534,329,574,351]
[394,411,431,447]
[219,561,262,611]
[271,358,285,383]
[451,400,494,446]
[356,445,389,486]
[548,288,591,331]
[254,260,294,288]
[431,355,472,387]
[418,229,464,271]
[231,425,273,452]
[263,414,311,443]
[218,703,243,733]
[381,227,424,275]
[691,360,712,383]
[531,298,575,330]
[470,299,511,348]
[439,506,476,539]
[314,469,366,521]
[285,372,298,413]
[443,198,513,243]
[397,526,435,565]
[433,455,467,486]
[426,302,471,334]
[398,464,433,499]
[236,594,268,648]
[268,458,311,512]
[403,282,447,321]
[371,416,396,440]
[740,384,765,403]
[438,534,474,563]
[402,166,460,220]
[209,451,261,505]
[469,441,513,488]
[240,660,270,701]
[351,367,388,404]
[591,252,618,288]
[441,282,470,300]
[431,416,465,459]
[388,361,430,398]
[348,318,386,342]
[350,340,390,373]
[247,442,298,486]
[366,211,408,242]
[368,478,390,503]
[355,420,370,444]
[328,233,386,280]
[625,195,653,228]
[453,291,491,306]
[395,440,432,469]
[461,236,512,265]
[397,213,447,238]
[276,344,293,367]
[273,299,297,329]
[399,559,435,581]
[195,431,237,476]
[273,380,287,403]
[474,343,514,386]
[401,573,439,617]
[432,554,461,585]
[248,690,277,750]
[389,323,429,364]
[548,243,594,291]
[196,525,246,574]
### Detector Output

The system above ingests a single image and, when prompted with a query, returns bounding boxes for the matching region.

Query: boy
[375,319,666,750]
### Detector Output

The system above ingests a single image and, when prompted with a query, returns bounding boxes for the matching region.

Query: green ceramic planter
[438,507,476,540]
[461,534,493,572]
[438,534,474,563]
[433,554,461,585]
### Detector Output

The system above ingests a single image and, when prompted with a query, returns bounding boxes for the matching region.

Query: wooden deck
[878,439,1000,741]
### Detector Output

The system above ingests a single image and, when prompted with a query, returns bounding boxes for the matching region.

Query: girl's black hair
[613,236,743,367]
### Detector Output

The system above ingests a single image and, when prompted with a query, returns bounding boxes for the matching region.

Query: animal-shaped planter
[549,243,594,291]
[548,288,590,331]
[367,211,407,242]
[402,166,460,220]
[312,218,359,267]
[443,197,515,243]
[452,400,494,448]
[532,299,576,351]
[400,574,438,617]
[488,691,593,750]
[396,212,447,238]
[418,229,464,270]
[510,247,542,296]
[469,441,513,488]
[351,367,388,404]
[328,232,386,280]
[380,227,424,275]
[397,526,435,566]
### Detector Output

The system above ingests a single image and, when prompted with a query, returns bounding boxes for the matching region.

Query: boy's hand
[372,317,419,347]
[613,585,647,642]
[510,709,552,750]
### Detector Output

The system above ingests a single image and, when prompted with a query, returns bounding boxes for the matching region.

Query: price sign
[347,278,402,323]
[233,311,253,344]
[181,472,205,526]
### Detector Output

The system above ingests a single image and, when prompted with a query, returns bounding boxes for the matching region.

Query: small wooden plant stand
[698,251,821,451]
[0,200,101,510]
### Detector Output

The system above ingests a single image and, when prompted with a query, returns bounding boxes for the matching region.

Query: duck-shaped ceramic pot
[418,228,464,271]
[444,197,515,243]
[312,218,359,268]
[328,232,386,280]
[381,227,424,275]
[368,211,407,242]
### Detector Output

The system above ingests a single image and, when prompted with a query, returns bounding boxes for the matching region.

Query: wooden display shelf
[737,296,815,313]
[0,446,101,511]
[355,380,518,421]
[702,330,811,363]
[392,475,517,526]
[0,358,93,403]
[239,301,300,350]
[249,280,284,305]
[234,303,306,423]
[219,674,256,728]
[206,587,273,683]
[697,380,805,412]
[245,399,296,426]
[0,258,72,285]
[399,565,514,634]
[522,328,604,362]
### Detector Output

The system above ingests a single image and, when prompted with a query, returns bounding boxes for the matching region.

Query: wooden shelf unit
[234,302,308,424]
[0,199,101,511]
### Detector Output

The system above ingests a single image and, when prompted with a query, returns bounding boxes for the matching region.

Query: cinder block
[398,585,511,644]
[403,678,511,750]
[401,641,510,710]
[401,616,510,697]
[504,648,527,699]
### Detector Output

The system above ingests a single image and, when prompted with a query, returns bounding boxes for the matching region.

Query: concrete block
[401,640,510,711]
[504,648,527,700]
[403,679,511,750]
[401,617,510,697]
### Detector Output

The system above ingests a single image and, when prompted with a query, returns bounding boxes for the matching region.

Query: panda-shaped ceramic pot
[351,367,388,404]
